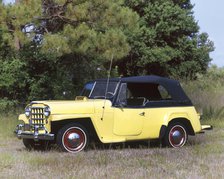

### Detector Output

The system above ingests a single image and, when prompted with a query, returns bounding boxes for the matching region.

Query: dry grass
[0,114,223,179]
[182,77,224,119]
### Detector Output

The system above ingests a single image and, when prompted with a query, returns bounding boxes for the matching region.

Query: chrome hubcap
[67,133,82,148]
[169,125,186,147]
[62,127,86,152]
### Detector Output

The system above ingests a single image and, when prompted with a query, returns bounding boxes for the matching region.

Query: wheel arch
[159,117,195,139]
[168,118,195,135]
[51,118,100,142]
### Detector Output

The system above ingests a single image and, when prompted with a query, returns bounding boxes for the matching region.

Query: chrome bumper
[15,124,54,141]
[201,125,213,130]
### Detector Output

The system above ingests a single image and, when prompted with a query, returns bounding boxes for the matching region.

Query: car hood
[31,99,98,115]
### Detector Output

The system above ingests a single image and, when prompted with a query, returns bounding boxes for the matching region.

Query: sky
[191,0,224,67]
[3,0,224,67]
[3,0,14,4]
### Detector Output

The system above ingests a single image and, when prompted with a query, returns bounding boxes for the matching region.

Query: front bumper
[15,124,54,141]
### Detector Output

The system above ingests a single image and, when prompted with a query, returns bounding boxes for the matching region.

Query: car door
[113,83,144,136]
[113,107,145,136]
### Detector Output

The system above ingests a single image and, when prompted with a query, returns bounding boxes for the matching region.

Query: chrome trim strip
[16,131,54,141]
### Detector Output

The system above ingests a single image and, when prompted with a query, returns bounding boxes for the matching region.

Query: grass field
[0,113,223,179]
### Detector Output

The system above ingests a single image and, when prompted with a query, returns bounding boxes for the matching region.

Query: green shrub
[0,98,17,112]
[183,65,224,120]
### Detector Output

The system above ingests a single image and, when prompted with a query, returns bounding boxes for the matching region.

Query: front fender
[18,114,28,123]
[50,114,94,122]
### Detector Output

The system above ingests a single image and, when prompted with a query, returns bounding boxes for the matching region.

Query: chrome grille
[30,107,45,127]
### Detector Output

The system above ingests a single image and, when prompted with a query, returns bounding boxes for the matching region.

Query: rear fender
[169,118,195,135]
[160,113,195,138]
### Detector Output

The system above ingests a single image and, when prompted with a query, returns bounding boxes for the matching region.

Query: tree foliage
[0,0,139,103]
[0,0,215,106]
[117,0,214,79]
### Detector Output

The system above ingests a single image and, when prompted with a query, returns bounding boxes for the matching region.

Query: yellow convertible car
[15,75,212,153]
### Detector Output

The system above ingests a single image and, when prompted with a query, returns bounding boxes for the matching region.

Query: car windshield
[81,81,118,99]
[81,82,95,97]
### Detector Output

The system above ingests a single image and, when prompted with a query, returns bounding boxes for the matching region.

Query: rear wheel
[56,123,89,153]
[163,122,188,148]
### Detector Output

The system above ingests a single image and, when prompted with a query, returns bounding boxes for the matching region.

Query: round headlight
[44,106,51,117]
[25,107,31,117]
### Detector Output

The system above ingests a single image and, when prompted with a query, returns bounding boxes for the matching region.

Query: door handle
[139,112,145,116]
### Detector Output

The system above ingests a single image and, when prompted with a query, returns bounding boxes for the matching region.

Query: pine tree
[0,0,139,101]
[119,0,214,79]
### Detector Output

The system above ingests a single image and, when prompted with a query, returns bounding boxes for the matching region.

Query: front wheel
[163,123,188,148]
[56,123,89,153]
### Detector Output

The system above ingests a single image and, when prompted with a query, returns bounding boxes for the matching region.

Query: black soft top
[96,75,191,103]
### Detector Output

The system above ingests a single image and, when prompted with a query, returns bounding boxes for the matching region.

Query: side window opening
[116,83,149,107]
[158,85,171,100]
[116,82,172,107]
